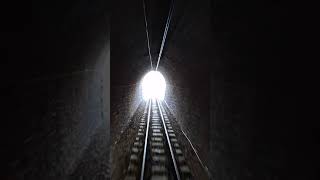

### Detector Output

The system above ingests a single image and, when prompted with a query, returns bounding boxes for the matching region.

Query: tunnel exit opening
[141,71,166,101]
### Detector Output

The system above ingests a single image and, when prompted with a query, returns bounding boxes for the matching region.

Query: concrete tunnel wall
[1,0,109,179]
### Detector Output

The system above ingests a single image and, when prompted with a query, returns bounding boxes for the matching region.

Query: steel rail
[140,99,152,180]
[157,100,181,180]
[163,100,212,180]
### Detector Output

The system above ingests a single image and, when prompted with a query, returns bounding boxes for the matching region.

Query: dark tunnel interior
[0,0,317,179]
[2,0,109,179]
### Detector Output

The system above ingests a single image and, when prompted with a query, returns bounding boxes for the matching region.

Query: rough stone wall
[111,84,142,144]
[164,82,211,174]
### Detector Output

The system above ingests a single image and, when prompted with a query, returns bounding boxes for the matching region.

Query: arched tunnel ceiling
[111,0,294,89]
[111,0,212,87]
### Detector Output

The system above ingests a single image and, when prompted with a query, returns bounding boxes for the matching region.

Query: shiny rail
[140,99,152,180]
[157,100,181,180]
[125,99,191,180]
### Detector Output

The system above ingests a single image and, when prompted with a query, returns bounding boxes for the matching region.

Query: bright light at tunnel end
[141,71,166,101]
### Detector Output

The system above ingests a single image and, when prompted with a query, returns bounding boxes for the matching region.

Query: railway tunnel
[1,0,312,179]
[111,0,304,180]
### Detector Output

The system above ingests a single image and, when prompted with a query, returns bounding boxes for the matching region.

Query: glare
[141,71,166,101]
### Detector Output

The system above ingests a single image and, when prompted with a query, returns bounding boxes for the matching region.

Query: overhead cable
[156,0,175,70]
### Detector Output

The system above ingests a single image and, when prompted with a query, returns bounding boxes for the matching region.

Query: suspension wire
[155,0,175,70]
[142,0,153,69]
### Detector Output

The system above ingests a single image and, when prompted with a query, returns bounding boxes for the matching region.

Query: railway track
[125,99,192,180]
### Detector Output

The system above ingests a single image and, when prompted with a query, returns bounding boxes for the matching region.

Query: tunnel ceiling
[111,0,212,87]
[111,0,291,89]
[2,0,108,85]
